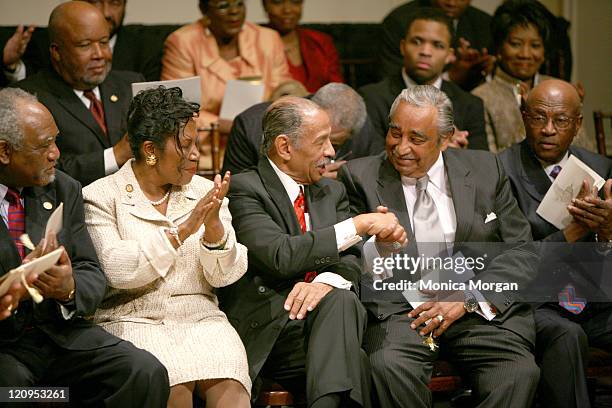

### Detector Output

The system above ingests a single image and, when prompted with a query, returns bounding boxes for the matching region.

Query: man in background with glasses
[499,78,612,408]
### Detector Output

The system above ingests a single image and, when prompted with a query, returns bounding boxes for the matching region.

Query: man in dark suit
[499,79,612,408]
[362,7,488,151]
[0,87,169,406]
[339,85,540,407]
[1,0,161,84]
[222,83,384,176]
[220,96,406,407]
[13,1,141,186]
[380,0,493,89]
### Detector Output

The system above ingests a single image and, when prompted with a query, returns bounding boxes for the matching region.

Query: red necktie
[83,90,108,136]
[294,188,317,283]
[5,188,25,259]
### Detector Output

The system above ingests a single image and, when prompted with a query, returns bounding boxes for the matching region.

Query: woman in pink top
[162,0,291,133]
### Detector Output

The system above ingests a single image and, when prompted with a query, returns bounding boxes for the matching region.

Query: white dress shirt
[73,87,119,176]
[268,159,359,289]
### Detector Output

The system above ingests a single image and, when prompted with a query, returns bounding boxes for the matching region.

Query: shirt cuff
[4,59,26,82]
[104,147,119,175]
[312,272,352,290]
[334,218,361,252]
[471,290,497,321]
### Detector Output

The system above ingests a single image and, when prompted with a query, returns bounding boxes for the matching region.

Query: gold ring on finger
[436,315,444,323]
[7,304,13,312]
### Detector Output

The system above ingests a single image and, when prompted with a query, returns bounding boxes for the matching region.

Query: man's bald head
[523,79,583,164]
[526,79,582,116]
[49,1,108,45]
[48,1,112,90]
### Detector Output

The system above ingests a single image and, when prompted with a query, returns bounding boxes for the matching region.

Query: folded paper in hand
[0,247,63,302]
[0,202,65,302]
[536,156,605,230]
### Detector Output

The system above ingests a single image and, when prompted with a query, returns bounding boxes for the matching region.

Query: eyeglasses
[208,0,245,13]
[523,113,581,130]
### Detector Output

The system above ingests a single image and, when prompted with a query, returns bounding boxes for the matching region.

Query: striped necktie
[5,188,25,259]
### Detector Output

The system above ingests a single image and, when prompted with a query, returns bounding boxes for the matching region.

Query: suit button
[315,259,320,265]
[377,314,384,320]
[325,257,331,262]
[250,321,259,329]
[257,286,266,294]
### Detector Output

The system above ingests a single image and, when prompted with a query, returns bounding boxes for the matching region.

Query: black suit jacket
[379,0,493,79]
[339,149,538,343]
[499,140,612,302]
[359,72,488,150]
[219,158,362,379]
[499,140,612,242]
[0,171,119,350]
[14,69,143,186]
[221,100,385,175]
[111,26,165,81]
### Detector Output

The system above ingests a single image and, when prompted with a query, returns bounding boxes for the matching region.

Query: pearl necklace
[146,189,170,206]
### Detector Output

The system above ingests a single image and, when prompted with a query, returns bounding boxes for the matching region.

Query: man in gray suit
[339,85,540,407]
[220,96,406,407]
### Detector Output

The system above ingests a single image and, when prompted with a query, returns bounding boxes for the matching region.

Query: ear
[445,48,455,65]
[575,114,583,130]
[0,140,12,165]
[439,128,453,150]
[142,141,156,156]
[274,135,292,161]
[50,42,60,64]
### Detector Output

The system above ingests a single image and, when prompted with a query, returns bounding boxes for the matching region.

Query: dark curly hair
[127,86,200,161]
[491,0,552,55]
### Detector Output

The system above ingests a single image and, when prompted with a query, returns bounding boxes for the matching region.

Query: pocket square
[484,212,497,224]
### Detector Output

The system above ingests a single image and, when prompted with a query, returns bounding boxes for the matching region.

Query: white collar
[540,151,570,177]
[109,33,117,52]
[0,183,23,202]
[268,158,304,205]
[402,68,443,90]
[73,86,101,105]
[400,152,446,192]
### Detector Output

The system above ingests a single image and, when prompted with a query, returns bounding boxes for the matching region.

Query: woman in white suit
[83,86,250,408]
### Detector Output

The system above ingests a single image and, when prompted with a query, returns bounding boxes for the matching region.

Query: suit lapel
[258,160,302,235]
[47,70,111,148]
[23,185,57,250]
[100,74,129,145]
[376,159,413,238]
[518,140,551,202]
[444,150,475,244]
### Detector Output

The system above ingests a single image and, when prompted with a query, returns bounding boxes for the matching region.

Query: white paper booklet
[219,79,265,120]
[0,247,63,301]
[131,76,201,104]
[0,202,65,302]
[536,155,606,229]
